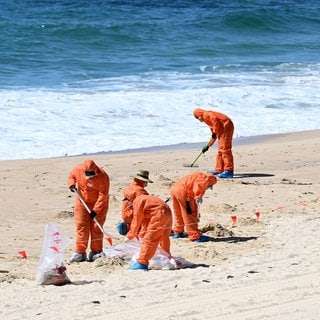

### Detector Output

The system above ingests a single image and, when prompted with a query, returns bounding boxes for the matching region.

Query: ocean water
[1,0,319,160]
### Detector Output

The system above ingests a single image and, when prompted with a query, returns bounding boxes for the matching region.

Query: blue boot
[116,222,128,235]
[193,235,211,243]
[170,232,188,239]
[209,170,221,175]
[128,262,148,270]
[216,170,234,179]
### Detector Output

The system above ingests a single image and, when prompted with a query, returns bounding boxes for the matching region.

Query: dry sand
[0,130,319,319]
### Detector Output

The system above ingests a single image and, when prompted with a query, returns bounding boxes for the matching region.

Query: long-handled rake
[74,189,113,246]
[183,138,215,167]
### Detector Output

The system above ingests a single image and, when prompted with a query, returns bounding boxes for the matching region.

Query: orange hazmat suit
[68,159,110,254]
[170,172,217,241]
[126,195,172,266]
[122,180,149,226]
[193,108,234,173]
[119,170,153,236]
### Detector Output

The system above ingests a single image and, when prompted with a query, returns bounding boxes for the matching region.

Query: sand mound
[93,255,126,273]
[200,223,234,237]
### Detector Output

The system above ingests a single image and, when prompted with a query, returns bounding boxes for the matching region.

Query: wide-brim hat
[134,170,153,183]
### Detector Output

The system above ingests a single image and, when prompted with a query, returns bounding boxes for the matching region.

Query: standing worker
[68,159,110,262]
[116,170,153,236]
[193,108,234,179]
[170,172,217,242]
[126,194,172,270]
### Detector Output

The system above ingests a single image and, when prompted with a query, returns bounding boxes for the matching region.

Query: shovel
[74,189,113,246]
[183,138,215,168]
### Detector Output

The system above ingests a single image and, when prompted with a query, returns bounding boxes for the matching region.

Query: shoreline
[2,129,319,162]
[61,129,319,156]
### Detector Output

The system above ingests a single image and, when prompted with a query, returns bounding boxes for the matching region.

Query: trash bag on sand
[103,239,192,270]
[36,224,72,285]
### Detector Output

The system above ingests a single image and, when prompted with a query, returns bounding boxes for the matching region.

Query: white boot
[70,252,87,263]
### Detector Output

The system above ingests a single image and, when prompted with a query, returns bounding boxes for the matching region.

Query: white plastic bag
[36,223,72,285]
[103,239,188,270]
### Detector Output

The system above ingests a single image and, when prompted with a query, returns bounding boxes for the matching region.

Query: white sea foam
[1,69,319,160]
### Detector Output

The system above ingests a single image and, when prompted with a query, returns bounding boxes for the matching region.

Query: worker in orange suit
[116,170,153,236]
[68,159,110,263]
[126,194,172,270]
[170,172,217,242]
[193,108,234,179]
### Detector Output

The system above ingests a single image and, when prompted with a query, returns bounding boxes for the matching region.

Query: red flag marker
[231,215,237,225]
[255,211,260,220]
[18,251,27,259]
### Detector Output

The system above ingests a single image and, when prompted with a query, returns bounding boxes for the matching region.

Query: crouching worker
[68,159,110,262]
[170,172,217,242]
[116,170,153,236]
[126,194,172,270]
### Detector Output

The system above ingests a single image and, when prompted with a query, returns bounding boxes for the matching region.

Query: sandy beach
[1,130,319,319]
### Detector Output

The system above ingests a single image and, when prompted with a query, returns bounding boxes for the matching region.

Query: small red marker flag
[231,215,237,225]
[255,211,260,220]
[18,251,27,259]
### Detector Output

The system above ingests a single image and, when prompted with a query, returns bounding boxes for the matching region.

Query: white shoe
[70,252,87,263]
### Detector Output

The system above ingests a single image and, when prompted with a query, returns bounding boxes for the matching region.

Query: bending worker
[68,159,110,263]
[193,108,234,179]
[170,172,217,242]
[126,194,172,270]
[116,170,153,236]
